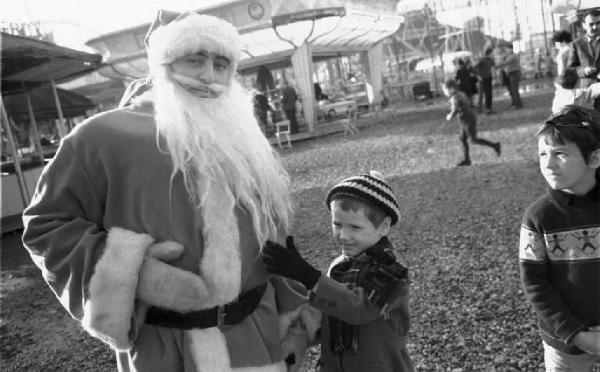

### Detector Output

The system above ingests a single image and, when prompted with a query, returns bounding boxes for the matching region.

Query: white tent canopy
[85,0,402,80]
[551,0,599,14]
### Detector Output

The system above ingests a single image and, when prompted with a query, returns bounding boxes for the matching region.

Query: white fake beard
[151,71,291,245]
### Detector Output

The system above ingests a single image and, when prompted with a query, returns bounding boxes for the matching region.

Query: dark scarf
[328,237,408,357]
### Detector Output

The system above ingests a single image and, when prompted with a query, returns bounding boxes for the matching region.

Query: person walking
[441,78,501,166]
[496,43,523,109]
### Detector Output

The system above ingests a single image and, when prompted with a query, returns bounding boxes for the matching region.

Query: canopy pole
[22,82,44,163]
[1,100,30,207]
[50,79,67,138]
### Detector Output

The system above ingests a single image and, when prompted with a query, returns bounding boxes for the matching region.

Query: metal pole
[24,90,45,163]
[425,2,438,94]
[549,0,556,34]
[50,79,66,138]
[540,0,550,55]
[1,100,30,207]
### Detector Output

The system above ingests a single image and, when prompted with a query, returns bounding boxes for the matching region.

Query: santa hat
[146,10,242,74]
[325,171,401,225]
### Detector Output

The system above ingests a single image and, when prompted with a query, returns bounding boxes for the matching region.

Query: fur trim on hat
[147,13,242,73]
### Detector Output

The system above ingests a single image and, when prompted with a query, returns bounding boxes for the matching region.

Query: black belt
[146,283,267,330]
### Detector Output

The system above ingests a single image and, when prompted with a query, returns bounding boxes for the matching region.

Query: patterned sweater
[519,179,600,354]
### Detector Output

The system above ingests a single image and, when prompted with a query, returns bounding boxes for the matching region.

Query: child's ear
[589,149,600,169]
[378,217,391,237]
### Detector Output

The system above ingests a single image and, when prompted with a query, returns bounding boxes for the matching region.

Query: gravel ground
[3,87,596,371]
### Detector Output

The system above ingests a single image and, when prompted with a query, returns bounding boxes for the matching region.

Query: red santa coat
[22,103,315,371]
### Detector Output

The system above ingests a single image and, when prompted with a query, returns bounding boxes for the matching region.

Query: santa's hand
[137,257,209,312]
[262,236,321,289]
[147,241,185,262]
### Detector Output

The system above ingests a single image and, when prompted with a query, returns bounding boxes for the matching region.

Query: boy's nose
[339,230,354,241]
[544,157,557,169]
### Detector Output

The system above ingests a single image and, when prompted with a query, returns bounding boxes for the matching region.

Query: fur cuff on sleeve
[82,227,153,350]
[279,304,322,342]
[280,304,322,371]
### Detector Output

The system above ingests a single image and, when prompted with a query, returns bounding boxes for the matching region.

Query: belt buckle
[217,305,226,328]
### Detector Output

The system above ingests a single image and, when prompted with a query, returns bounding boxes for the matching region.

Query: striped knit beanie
[325,171,401,225]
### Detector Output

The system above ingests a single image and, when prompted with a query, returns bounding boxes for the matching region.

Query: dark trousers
[459,121,496,161]
[256,112,268,128]
[478,77,493,110]
[508,71,522,107]
[284,108,298,134]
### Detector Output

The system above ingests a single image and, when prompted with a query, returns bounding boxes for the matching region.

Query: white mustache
[170,72,227,98]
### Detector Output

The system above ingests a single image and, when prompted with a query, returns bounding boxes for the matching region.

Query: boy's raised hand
[262,236,321,289]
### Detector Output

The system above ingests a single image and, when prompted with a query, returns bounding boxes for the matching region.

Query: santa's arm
[22,138,153,350]
[22,138,209,350]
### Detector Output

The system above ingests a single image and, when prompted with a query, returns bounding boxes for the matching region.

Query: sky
[4,0,557,53]
[3,0,229,51]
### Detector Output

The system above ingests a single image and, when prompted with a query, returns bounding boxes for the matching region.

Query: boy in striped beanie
[262,171,414,371]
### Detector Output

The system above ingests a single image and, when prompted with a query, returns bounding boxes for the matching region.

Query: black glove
[262,236,321,289]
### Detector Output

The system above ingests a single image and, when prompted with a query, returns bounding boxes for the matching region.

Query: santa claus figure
[22,10,319,372]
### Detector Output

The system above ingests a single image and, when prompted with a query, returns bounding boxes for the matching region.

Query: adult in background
[554,30,574,77]
[552,30,575,113]
[314,82,328,101]
[21,11,318,372]
[568,9,600,110]
[455,58,477,107]
[496,43,523,109]
[253,89,274,134]
[545,51,555,78]
[475,48,496,114]
[281,81,299,134]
